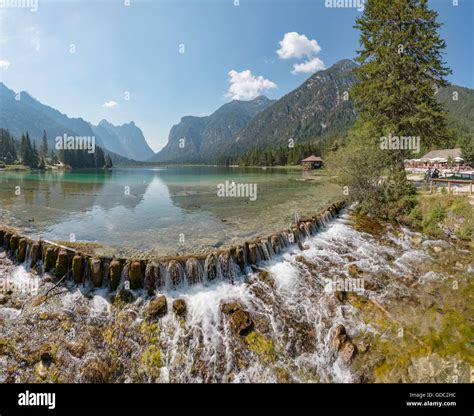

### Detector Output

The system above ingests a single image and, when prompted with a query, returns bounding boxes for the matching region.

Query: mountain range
[0,82,154,162]
[1,59,472,165]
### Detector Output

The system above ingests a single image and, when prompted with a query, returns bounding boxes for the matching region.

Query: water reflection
[0,167,340,256]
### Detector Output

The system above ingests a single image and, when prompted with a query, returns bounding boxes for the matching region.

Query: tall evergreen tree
[331,0,453,219]
[40,130,48,159]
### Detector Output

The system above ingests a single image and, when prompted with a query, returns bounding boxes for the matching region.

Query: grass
[406,193,473,241]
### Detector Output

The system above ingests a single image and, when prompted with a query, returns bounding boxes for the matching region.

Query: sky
[0,0,472,152]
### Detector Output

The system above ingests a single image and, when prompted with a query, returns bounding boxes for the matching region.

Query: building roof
[301,155,323,162]
[420,148,462,161]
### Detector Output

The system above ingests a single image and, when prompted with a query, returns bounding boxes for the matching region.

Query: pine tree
[41,130,48,159]
[352,0,453,165]
[331,0,453,219]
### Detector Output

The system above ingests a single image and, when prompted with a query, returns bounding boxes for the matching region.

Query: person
[424,168,432,183]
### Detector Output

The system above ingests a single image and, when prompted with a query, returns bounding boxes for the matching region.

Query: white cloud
[102,100,118,108]
[0,60,11,70]
[277,32,321,60]
[227,69,277,100]
[291,57,325,74]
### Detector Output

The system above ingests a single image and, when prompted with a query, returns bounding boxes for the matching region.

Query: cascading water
[0,208,470,383]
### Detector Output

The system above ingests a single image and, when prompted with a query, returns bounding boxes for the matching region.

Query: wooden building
[301,155,323,170]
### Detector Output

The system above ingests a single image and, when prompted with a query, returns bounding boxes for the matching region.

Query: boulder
[146,295,167,318]
[340,341,357,364]
[221,301,253,335]
[331,324,347,350]
[172,298,187,316]
[229,309,253,335]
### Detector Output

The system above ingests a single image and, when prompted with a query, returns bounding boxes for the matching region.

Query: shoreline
[0,200,346,294]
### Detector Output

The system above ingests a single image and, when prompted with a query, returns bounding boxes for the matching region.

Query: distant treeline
[0,128,112,169]
[216,134,343,167]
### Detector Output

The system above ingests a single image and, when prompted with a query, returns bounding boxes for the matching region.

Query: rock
[115,288,134,304]
[247,243,258,265]
[229,309,253,335]
[0,230,3,246]
[90,258,103,287]
[411,236,423,246]
[221,301,253,335]
[55,250,69,278]
[235,246,246,271]
[204,254,218,281]
[340,341,357,364]
[129,261,143,289]
[167,260,183,287]
[144,263,156,295]
[432,246,443,254]
[332,324,347,350]
[30,242,40,268]
[185,258,203,285]
[17,238,27,263]
[81,359,110,383]
[146,295,167,318]
[172,299,187,316]
[72,255,84,284]
[108,260,122,290]
[348,264,362,277]
[43,247,56,272]
[270,235,280,254]
[4,232,12,250]
[9,234,19,254]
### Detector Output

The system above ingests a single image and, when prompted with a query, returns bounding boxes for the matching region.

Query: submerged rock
[221,301,253,335]
[115,288,134,304]
[172,298,187,316]
[147,295,167,318]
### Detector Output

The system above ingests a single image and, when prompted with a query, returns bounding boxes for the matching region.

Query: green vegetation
[406,194,473,241]
[329,0,455,221]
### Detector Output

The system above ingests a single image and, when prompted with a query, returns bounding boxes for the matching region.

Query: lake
[0,167,341,257]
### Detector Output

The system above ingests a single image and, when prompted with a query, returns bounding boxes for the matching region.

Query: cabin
[301,155,323,170]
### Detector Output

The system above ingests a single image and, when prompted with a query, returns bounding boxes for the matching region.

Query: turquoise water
[0,167,341,257]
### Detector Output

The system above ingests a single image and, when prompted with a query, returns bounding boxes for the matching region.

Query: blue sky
[0,0,472,152]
